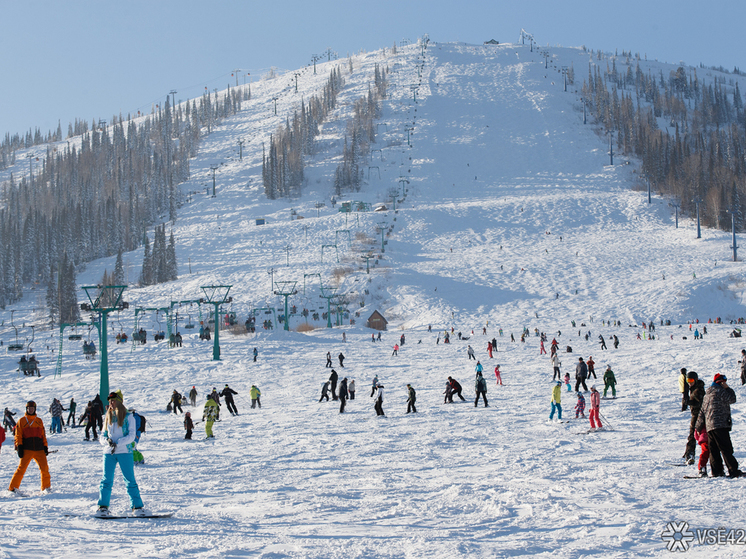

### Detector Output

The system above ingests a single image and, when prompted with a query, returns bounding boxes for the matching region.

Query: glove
[44,447,48,456]
[108,438,117,454]
[17,447,24,458]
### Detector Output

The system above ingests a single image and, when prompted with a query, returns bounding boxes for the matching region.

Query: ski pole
[599,411,614,431]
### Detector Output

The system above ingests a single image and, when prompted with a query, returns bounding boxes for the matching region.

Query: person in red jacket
[8,401,51,492]
[589,387,603,430]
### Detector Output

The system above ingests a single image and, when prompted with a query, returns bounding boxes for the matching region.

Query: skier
[348,380,356,400]
[492,338,498,351]
[329,369,339,401]
[202,394,219,439]
[96,392,146,517]
[448,377,466,401]
[575,392,586,418]
[338,352,345,368]
[467,345,476,360]
[4,408,16,433]
[66,398,77,427]
[220,385,239,416]
[253,348,258,362]
[564,372,571,392]
[475,372,488,407]
[319,382,330,402]
[494,364,503,386]
[8,401,51,494]
[339,378,348,413]
[189,386,198,407]
[551,352,561,381]
[695,374,743,477]
[589,386,602,430]
[683,371,705,464]
[406,384,417,414]
[80,401,98,441]
[48,398,64,434]
[487,342,493,358]
[599,335,607,350]
[693,428,710,477]
[549,381,562,421]
[392,344,399,356]
[184,412,194,440]
[170,390,183,415]
[575,357,589,392]
[540,340,546,355]
[250,385,261,409]
[325,352,332,368]
[374,384,385,416]
[587,356,596,380]
[603,365,617,398]
[475,361,483,376]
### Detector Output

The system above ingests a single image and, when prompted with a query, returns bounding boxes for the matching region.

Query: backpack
[132,412,146,443]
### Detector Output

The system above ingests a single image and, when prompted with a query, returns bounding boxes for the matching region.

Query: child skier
[184,412,193,440]
[564,372,571,392]
[693,428,709,477]
[494,364,503,386]
[575,392,586,418]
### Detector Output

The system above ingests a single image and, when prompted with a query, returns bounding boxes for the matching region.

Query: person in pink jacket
[589,386,603,429]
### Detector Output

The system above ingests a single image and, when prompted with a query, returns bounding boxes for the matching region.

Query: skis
[64,513,173,519]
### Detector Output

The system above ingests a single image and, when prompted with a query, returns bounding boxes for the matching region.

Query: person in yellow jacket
[9,401,51,493]
[202,395,219,439]
[250,385,261,409]
[549,381,563,421]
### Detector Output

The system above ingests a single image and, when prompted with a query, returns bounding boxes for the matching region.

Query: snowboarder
[221,385,239,416]
[374,384,385,416]
[329,369,339,400]
[189,386,198,407]
[589,386,602,430]
[202,394,219,439]
[319,382,330,402]
[684,371,705,464]
[184,412,194,440]
[406,384,417,413]
[575,392,586,418]
[603,365,617,398]
[339,378,348,413]
[695,374,743,477]
[494,364,503,386]
[96,392,146,517]
[550,381,562,421]
[250,385,261,408]
[475,372,488,407]
[8,401,51,494]
[575,357,588,392]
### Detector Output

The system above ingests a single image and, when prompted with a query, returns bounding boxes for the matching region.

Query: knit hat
[686,371,698,381]
[714,374,727,384]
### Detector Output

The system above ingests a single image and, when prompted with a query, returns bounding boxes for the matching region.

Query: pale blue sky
[1,0,743,138]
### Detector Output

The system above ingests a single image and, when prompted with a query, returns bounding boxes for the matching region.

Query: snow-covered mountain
[2,38,746,558]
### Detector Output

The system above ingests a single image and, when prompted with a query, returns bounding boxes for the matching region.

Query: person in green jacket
[550,381,562,420]
[603,365,617,398]
[250,385,261,409]
[202,395,219,439]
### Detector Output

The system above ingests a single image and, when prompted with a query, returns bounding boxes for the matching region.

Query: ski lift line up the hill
[54,320,101,379]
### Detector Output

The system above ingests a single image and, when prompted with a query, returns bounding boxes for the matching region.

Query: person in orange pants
[8,401,51,493]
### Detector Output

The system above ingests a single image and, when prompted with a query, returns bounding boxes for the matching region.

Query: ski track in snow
[2,41,746,557]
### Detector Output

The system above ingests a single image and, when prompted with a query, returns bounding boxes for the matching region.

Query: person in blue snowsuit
[96,392,145,517]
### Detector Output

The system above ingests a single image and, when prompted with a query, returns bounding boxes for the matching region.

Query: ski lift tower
[200,285,233,361]
[80,285,128,400]
[274,281,298,331]
[319,285,338,329]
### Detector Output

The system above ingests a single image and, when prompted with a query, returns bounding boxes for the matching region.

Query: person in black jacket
[339,378,348,413]
[683,371,705,464]
[80,402,98,441]
[171,390,183,414]
[329,370,339,401]
[92,395,104,430]
[184,412,194,439]
[695,374,743,477]
[406,384,417,414]
[575,357,588,392]
[220,385,239,416]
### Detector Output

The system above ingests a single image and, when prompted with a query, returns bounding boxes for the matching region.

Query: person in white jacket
[551,353,561,381]
[96,391,145,517]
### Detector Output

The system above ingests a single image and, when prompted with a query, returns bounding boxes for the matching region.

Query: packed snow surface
[2,40,746,558]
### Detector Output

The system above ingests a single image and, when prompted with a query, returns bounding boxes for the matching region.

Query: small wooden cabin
[366,310,388,331]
